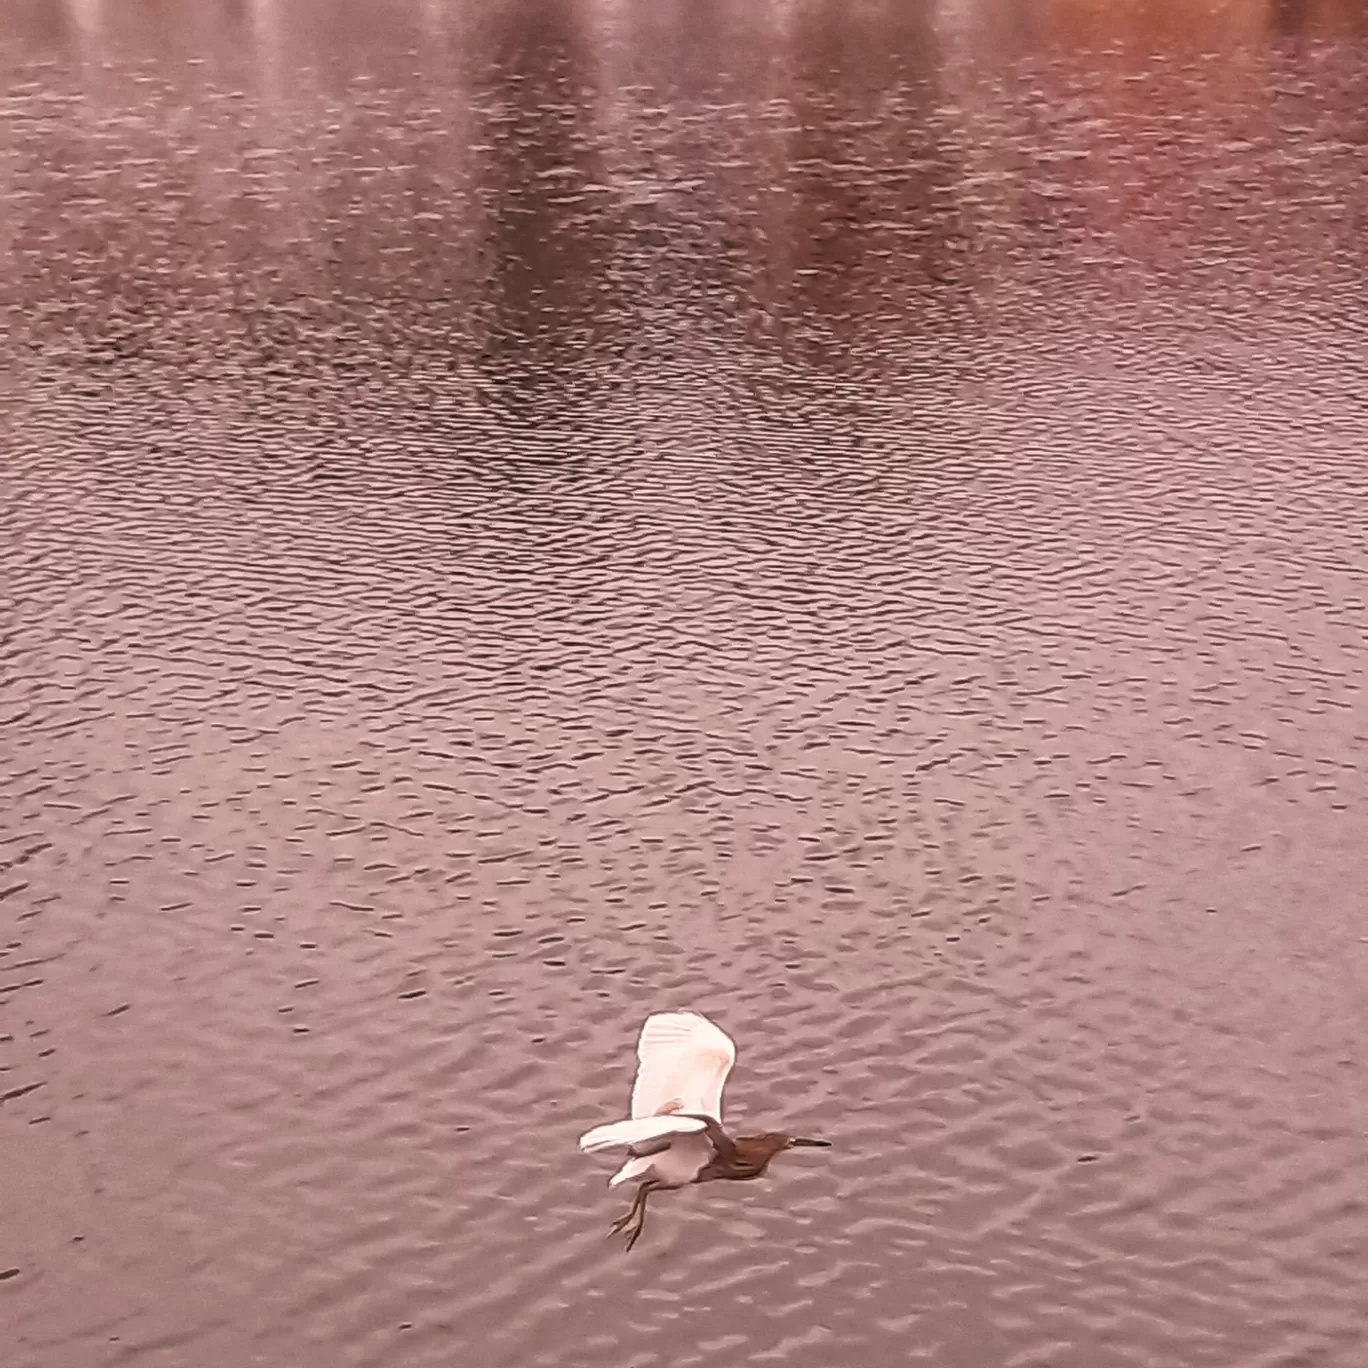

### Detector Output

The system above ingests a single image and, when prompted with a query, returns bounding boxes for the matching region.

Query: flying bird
[578,1010,831,1251]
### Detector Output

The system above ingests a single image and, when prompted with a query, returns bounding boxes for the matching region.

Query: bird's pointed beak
[789,1137,831,1148]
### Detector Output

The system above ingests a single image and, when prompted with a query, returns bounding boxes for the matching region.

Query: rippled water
[4,1,1368,1365]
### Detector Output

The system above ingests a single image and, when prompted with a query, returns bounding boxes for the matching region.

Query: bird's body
[578,1010,830,1250]
[616,1131,713,1190]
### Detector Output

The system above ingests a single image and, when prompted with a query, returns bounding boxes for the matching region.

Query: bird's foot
[607,1182,656,1252]
[608,1205,647,1250]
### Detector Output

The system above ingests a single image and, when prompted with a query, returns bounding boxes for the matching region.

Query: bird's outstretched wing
[629,1011,736,1122]
[578,1114,709,1154]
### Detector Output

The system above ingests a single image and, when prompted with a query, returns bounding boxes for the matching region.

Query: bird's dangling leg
[608,1181,651,1241]
[609,1180,659,1251]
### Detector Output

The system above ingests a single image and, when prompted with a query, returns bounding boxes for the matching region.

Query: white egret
[578,1010,831,1250]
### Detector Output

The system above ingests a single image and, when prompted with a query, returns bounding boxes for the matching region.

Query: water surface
[3,2,1367,1366]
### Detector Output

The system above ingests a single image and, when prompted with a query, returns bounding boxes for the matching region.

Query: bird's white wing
[629,1011,736,1121]
[578,1114,708,1153]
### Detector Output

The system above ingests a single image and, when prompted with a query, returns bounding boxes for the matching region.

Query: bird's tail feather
[609,1155,655,1189]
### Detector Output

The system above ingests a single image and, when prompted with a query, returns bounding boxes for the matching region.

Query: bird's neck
[697,1139,776,1184]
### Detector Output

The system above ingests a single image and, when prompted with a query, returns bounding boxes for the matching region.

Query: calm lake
[3,2,1366,1365]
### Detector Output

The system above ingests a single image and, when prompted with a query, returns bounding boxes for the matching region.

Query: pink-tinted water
[3,2,1366,1365]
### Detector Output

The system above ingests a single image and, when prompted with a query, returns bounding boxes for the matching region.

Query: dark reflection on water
[3,3,1368,1367]
[469,2,620,394]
